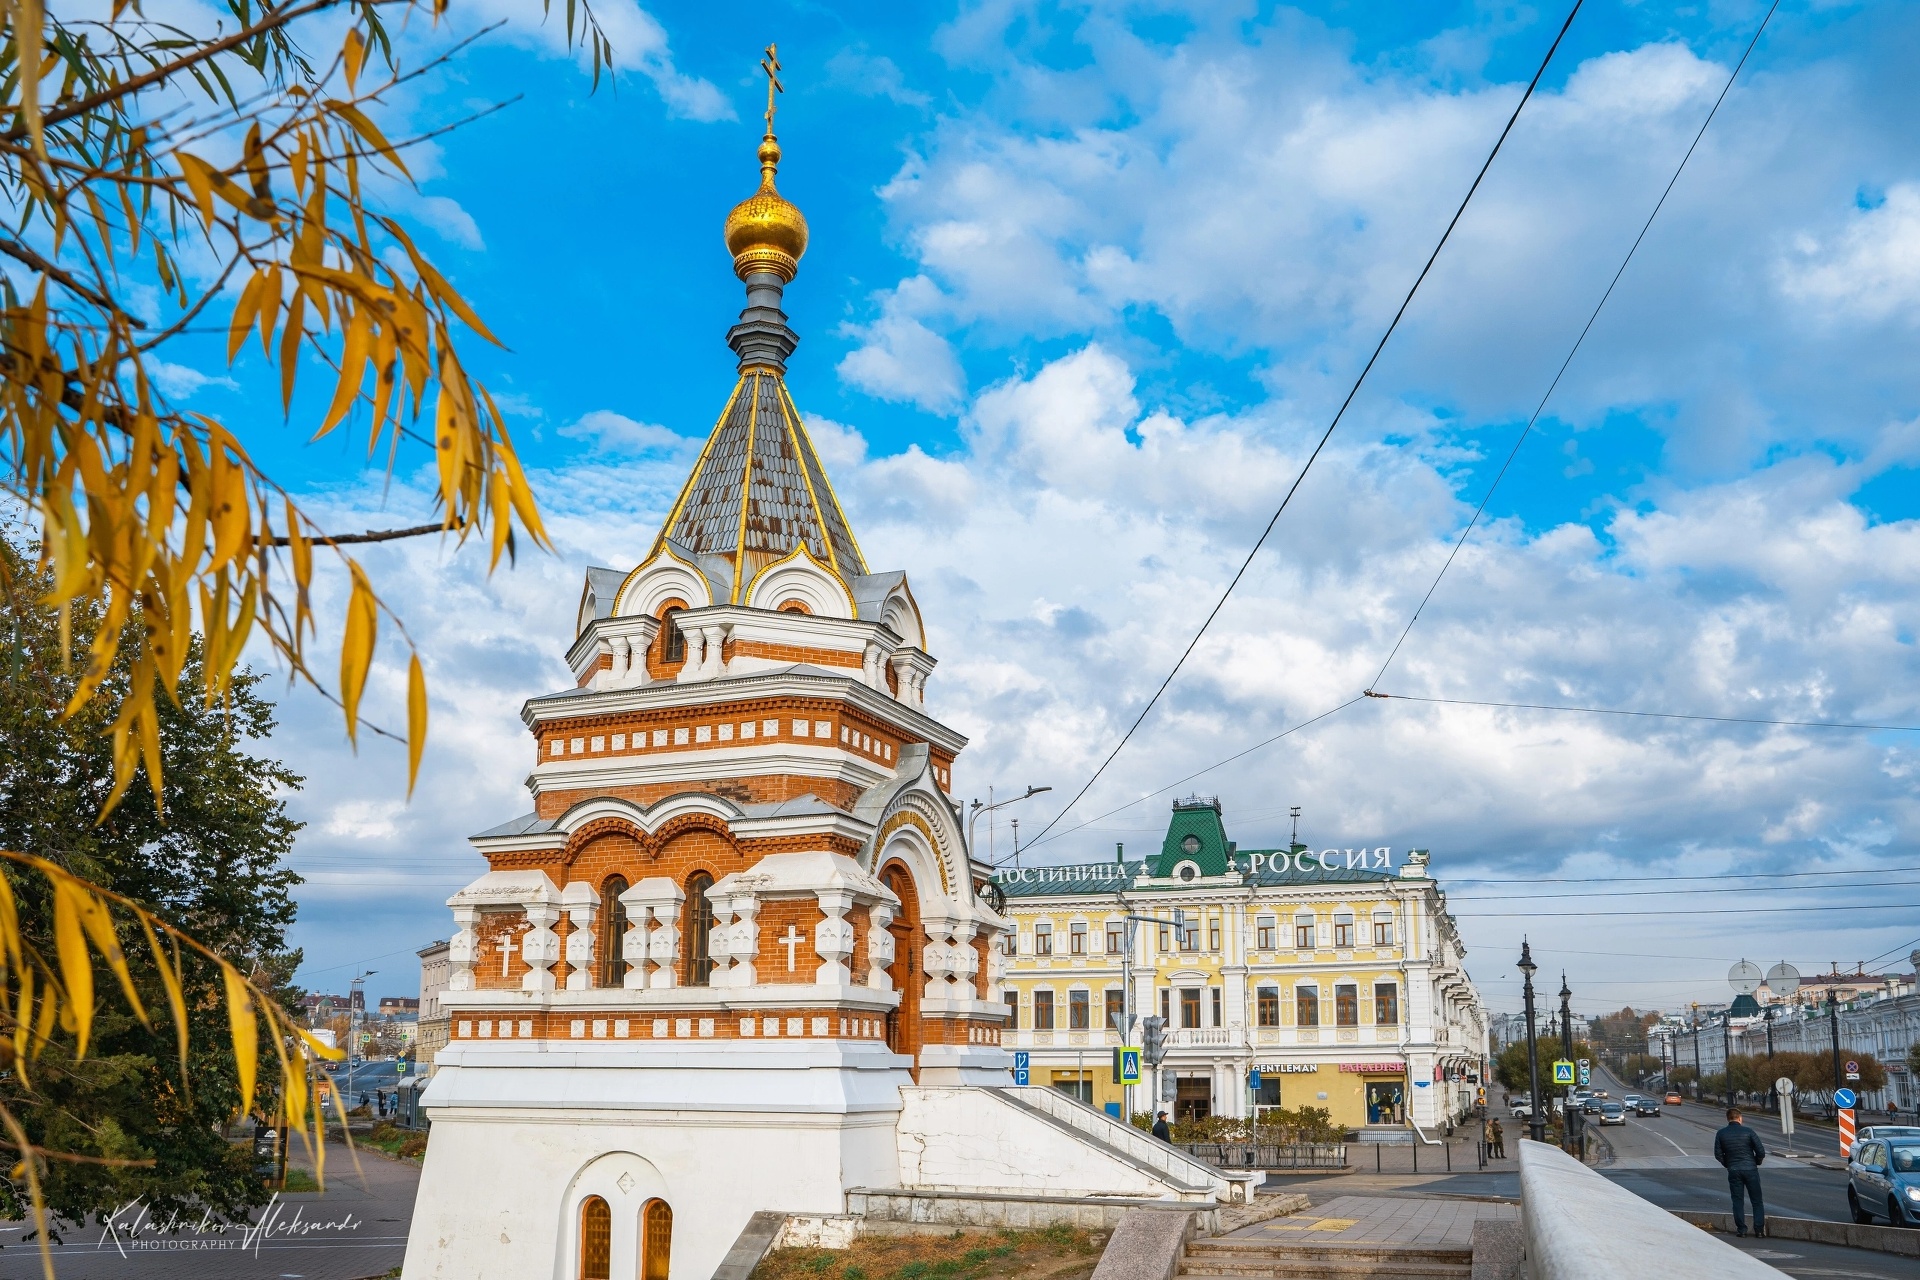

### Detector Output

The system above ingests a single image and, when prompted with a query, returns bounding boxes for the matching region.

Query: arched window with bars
[641,1199,672,1280]
[661,608,686,663]
[685,871,715,986]
[578,1196,611,1280]
[601,876,630,988]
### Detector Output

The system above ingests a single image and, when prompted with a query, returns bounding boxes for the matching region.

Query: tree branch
[0,236,144,326]
[255,522,445,547]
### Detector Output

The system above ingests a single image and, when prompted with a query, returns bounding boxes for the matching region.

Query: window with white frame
[1106,921,1125,954]
[1257,985,1280,1026]
[1294,915,1315,950]
[1069,921,1088,955]
[1256,915,1276,951]
[1333,912,1355,949]
[1373,913,1394,947]
[1035,922,1053,956]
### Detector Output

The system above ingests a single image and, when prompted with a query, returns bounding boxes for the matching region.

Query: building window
[1180,919,1200,952]
[1180,987,1201,1029]
[1069,922,1087,955]
[1256,917,1275,951]
[1375,983,1399,1025]
[1001,931,1019,956]
[685,871,715,986]
[1158,925,1170,952]
[1296,987,1320,1028]
[1208,920,1221,951]
[1295,918,1315,950]
[579,1196,611,1280]
[600,876,629,988]
[1004,991,1019,1029]
[1034,990,1055,1031]
[1335,983,1359,1027]
[1106,922,1126,954]
[1211,987,1222,1027]
[1373,918,1394,947]
[661,608,686,663]
[1105,989,1125,1032]
[1333,914,1354,949]
[1257,986,1280,1027]
[642,1199,672,1280]
[1069,990,1091,1030]
[1160,988,1171,1021]
[1035,923,1053,956]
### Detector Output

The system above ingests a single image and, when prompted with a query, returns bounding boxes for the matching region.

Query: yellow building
[991,798,1486,1133]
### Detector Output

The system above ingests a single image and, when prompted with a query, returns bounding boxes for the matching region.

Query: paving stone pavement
[1224,1194,1518,1250]
[0,1141,419,1280]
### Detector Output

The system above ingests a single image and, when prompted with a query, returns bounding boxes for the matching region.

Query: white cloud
[559,409,693,455]
[827,47,931,108]
[837,276,969,413]
[460,0,732,121]
[144,358,238,399]
[1778,183,1920,323]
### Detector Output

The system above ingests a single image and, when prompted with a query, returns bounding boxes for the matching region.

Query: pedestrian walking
[1713,1107,1767,1237]
[1489,1118,1506,1159]
[1151,1111,1172,1143]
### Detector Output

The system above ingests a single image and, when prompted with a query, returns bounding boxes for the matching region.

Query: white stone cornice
[527,745,895,800]
[520,665,968,754]
[565,613,662,685]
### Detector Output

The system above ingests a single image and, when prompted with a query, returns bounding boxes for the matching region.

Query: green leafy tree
[1494,1038,1597,1095]
[0,536,304,1233]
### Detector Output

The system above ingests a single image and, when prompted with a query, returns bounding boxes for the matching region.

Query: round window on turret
[1181,835,1201,855]
[1176,862,1199,882]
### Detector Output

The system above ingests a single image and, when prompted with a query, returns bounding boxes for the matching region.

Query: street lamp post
[1691,1003,1702,1100]
[347,969,375,1116]
[1519,940,1544,1145]
[1558,974,1577,1156]
[968,786,1052,867]
[1828,986,1843,1116]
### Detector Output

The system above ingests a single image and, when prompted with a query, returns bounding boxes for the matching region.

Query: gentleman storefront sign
[1255,1063,1323,1074]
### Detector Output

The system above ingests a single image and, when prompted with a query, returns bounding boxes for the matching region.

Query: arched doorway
[881,860,922,1076]
[641,1199,672,1280]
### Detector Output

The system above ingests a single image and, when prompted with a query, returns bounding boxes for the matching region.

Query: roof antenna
[1289,806,1302,849]
[1116,842,1124,864]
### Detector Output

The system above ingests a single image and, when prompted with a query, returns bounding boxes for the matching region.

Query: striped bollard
[1838,1107,1855,1156]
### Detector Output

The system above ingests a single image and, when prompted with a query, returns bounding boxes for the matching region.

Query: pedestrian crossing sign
[1113,1048,1141,1085]
[1552,1059,1575,1085]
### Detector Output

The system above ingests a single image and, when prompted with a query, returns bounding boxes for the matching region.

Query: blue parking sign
[1012,1050,1030,1086]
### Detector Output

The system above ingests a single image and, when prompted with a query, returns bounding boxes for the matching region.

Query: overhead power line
[1362,692,1920,734]
[1368,1,1781,693]
[1455,903,1920,918]
[1022,0,1588,849]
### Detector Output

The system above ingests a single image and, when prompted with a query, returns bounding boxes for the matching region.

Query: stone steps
[1180,1239,1473,1280]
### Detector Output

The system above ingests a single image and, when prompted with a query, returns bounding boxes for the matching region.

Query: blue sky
[129,0,1920,1017]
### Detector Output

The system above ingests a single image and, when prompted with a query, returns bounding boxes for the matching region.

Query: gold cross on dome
[760,43,784,134]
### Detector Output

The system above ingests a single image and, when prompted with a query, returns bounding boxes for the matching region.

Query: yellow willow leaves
[407,652,428,794]
[341,561,378,746]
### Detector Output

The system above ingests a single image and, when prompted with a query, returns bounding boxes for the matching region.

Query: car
[1581,1097,1604,1114]
[1598,1102,1627,1126]
[1510,1101,1534,1119]
[1633,1099,1662,1117]
[1847,1140,1920,1227]
[1620,1094,1643,1107]
[1848,1126,1920,1162]
[1664,1092,1684,1105]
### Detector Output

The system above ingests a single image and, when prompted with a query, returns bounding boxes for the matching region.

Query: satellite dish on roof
[1765,961,1801,997]
[1728,960,1763,995]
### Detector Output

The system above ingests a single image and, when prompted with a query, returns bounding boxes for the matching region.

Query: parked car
[1511,1101,1534,1119]
[1847,1140,1920,1227]
[1632,1098,1662,1117]
[1848,1126,1920,1162]
[1598,1102,1627,1126]
[1664,1092,1684,1105]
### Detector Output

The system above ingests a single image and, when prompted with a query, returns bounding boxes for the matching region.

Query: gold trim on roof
[731,371,763,603]
[649,377,744,565]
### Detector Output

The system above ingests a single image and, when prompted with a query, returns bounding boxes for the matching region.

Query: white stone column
[862,640,887,691]
[867,903,897,991]
[447,906,480,992]
[889,653,915,704]
[986,934,1007,1003]
[678,626,707,681]
[815,889,856,986]
[951,921,980,999]
[923,925,959,1001]
[608,635,631,685]
[621,878,684,990]
[520,902,561,992]
[702,624,728,679]
[724,893,761,987]
[561,882,599,990]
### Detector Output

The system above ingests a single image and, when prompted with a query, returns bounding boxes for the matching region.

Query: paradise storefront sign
[1338,1062,1405,1074]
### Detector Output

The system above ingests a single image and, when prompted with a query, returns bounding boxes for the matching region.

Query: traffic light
[1142,1015,1167,1066]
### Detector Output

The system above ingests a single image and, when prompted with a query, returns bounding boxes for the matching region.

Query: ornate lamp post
[1520,940,1545,1144]
[1559,974,1578,1155]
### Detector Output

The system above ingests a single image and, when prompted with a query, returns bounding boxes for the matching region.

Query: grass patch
[361,1122,429,1161]
[276,1167,321,1193]
[753,1226,1103,1280]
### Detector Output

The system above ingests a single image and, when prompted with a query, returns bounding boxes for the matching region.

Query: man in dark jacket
[1714,1107,1767,1236]
[1151,1111,1172,1142]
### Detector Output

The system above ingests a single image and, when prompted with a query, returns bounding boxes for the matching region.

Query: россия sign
[995,848,1400,886]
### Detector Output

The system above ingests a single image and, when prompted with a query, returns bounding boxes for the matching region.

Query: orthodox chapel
[402,77,1244,1280]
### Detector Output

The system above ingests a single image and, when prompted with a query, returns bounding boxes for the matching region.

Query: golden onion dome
[724,134,809,282]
